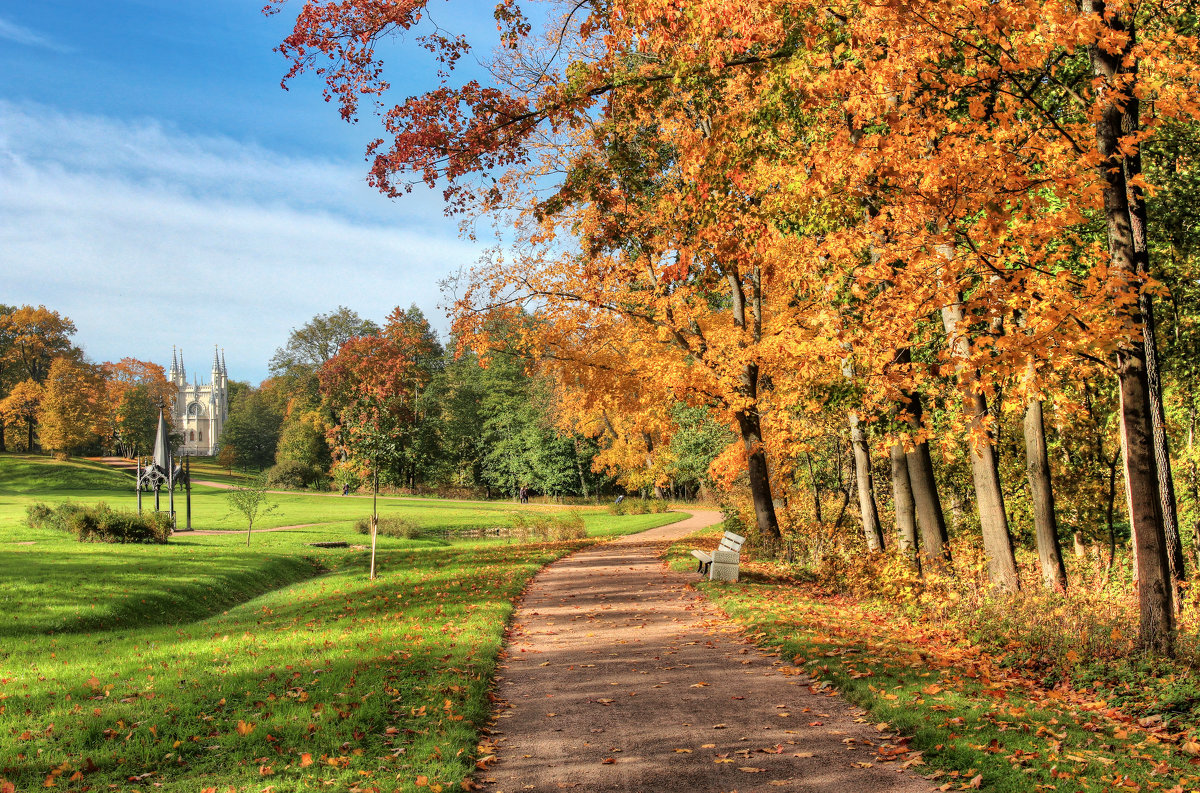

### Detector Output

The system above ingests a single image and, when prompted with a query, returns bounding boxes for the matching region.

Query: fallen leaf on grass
[236,720,254,736]
[299,753,313,768]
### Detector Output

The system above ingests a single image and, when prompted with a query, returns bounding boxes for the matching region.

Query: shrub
[651,499,671,514]
[355,516,421,539]
[627,498,651,515]
[26,501,86,534]
[509,511,587,541]
[266,460,326,490]
[27,501,171,543]
[608,498,628,515]
[25,502,57,529]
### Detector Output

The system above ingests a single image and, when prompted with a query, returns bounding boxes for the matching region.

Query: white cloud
[0,101,482,382]
[0,17,70,52]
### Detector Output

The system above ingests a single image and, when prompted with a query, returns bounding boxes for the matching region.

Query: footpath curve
[482,510,935,793]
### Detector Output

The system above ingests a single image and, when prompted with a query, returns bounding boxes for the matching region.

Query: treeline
[0,305,176,458]
[277,0,1200,651]
[221,306,730,500]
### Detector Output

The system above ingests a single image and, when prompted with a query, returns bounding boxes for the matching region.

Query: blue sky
[0,0,497,383]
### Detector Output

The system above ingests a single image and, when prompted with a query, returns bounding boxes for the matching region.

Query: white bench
[690,530,746,582]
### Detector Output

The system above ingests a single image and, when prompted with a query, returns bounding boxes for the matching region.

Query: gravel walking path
[482,511,936,793]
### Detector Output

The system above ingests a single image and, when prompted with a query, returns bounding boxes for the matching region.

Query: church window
[198,431,203,441]
[189,431,195,441]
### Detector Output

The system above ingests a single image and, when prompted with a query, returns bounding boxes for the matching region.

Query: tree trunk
[901,389,951,568]
[850,414,885,551]
[1024,398,1068,590]
[725,266,780,541]
[941,298,1020,591]
[28,418,35,453]
[1189,402,1200,568]
[1086,0,1175,652]
[1124,96,1186,594]
[736,407,781,540]
[804,451,824,524]
[889,443,919,569]
[0,419,6,452]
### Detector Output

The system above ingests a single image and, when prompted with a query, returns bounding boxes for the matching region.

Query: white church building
[169,346,229,456]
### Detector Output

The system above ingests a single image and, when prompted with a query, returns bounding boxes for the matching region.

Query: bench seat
[691,530,746,582]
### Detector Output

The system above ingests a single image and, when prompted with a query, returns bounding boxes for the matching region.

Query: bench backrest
[719,530,746,553]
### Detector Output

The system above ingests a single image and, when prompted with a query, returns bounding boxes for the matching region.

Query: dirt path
[482,511,935,793]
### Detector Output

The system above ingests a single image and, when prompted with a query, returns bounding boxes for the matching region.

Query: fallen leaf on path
[739,767,766,773]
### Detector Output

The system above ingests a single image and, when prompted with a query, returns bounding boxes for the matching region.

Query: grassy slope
[665,535,1200,793]
[0,453,683,791]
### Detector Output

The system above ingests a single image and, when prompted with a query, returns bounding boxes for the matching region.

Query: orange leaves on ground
[299,752,314,767]
[235,720,254,736]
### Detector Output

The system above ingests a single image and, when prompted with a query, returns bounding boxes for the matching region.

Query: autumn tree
[38,357,105,457]
[1,379,43,452]
[320,305,441,489]
[0,306,78,383]
[101,358,174,457]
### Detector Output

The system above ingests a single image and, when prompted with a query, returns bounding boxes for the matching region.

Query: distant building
[168,346,229,456]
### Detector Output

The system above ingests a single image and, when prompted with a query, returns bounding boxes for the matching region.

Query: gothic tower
[169,345,229,455]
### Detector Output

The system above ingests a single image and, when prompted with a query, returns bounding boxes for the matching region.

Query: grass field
[665,534,1200,793]
[0,453,682,791]
[0,454,659,537]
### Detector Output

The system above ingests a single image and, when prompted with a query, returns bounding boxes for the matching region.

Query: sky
[0,0,500,384]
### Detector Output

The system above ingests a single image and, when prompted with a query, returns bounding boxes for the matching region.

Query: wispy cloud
[0,101,480,382]
[0,17,71,53]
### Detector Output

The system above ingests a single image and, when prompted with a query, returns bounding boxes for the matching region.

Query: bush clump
[608,497,670,515]
[355,515,421,539]
[27,501,171,543]
[266,460,327,490]
[510,511,587,541]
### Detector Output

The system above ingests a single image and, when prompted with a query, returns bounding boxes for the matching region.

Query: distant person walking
[519,486,528,504]
[341,483,350,496]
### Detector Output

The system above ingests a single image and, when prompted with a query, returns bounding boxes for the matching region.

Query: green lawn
[0,453,683,791]
[0,453,667,536]
[664,534,1200,793]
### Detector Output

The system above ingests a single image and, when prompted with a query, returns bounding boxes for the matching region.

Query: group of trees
[233,306,724,499]
[273,0,1200,650]
[0,305,173,458]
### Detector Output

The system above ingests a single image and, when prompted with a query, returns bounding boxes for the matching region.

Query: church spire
[179,351,186,383]
[170,346,179,384]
